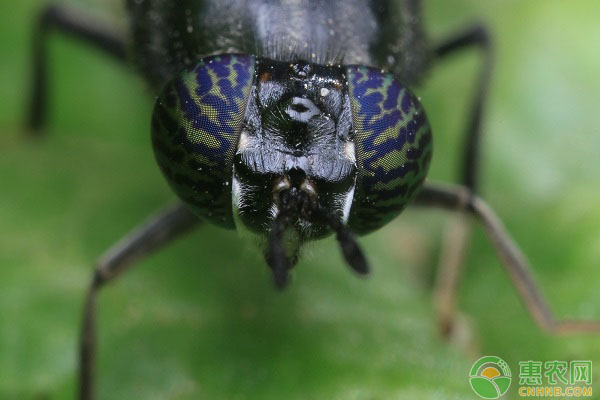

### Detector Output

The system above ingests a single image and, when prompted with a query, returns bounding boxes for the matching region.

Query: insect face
[151,53,432,271]
[234,58,357,243]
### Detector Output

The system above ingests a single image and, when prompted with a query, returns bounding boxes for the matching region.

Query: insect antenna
[266,209,293,289]
[317,207,370,276]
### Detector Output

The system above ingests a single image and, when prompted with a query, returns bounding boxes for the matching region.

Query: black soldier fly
[24,1,600,398]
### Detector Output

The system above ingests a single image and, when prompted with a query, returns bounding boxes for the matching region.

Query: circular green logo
[469,356,512,399]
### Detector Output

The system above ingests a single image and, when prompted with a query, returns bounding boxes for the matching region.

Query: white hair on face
[268,203,279,220]
[237,131,251,152]
[297,219,313,237]
[341,185,355,224]
[231,172,243,212]
[344,141,356,163]
[232,170,259,214]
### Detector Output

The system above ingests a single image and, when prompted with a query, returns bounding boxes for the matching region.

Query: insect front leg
[430,24,493,337]
[27,4,127,132]
[413,182,600,334]
[79,203,200,400]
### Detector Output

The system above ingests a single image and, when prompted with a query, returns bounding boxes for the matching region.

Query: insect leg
[413,182,600,334]
[79,203,200,400]
[435,24,492,190]
[28,4,127,132]
[431,24,493,337]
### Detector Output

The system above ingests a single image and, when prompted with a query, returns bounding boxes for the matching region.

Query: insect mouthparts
[266,187,369,290]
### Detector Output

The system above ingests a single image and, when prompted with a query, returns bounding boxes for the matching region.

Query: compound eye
[151,54,255,228]
[345,66,433,234]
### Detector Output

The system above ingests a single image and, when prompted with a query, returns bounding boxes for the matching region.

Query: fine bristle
[258,35,345,66]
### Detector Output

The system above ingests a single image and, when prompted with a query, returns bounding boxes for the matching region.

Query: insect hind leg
[27,3,127,132]
[414,183,600,335]
[431,24,493,338]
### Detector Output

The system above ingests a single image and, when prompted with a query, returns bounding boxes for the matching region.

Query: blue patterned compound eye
[346,66,433,234]
[151,54,255,228]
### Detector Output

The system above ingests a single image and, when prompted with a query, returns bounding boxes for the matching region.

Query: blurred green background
[1,1,599,399]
